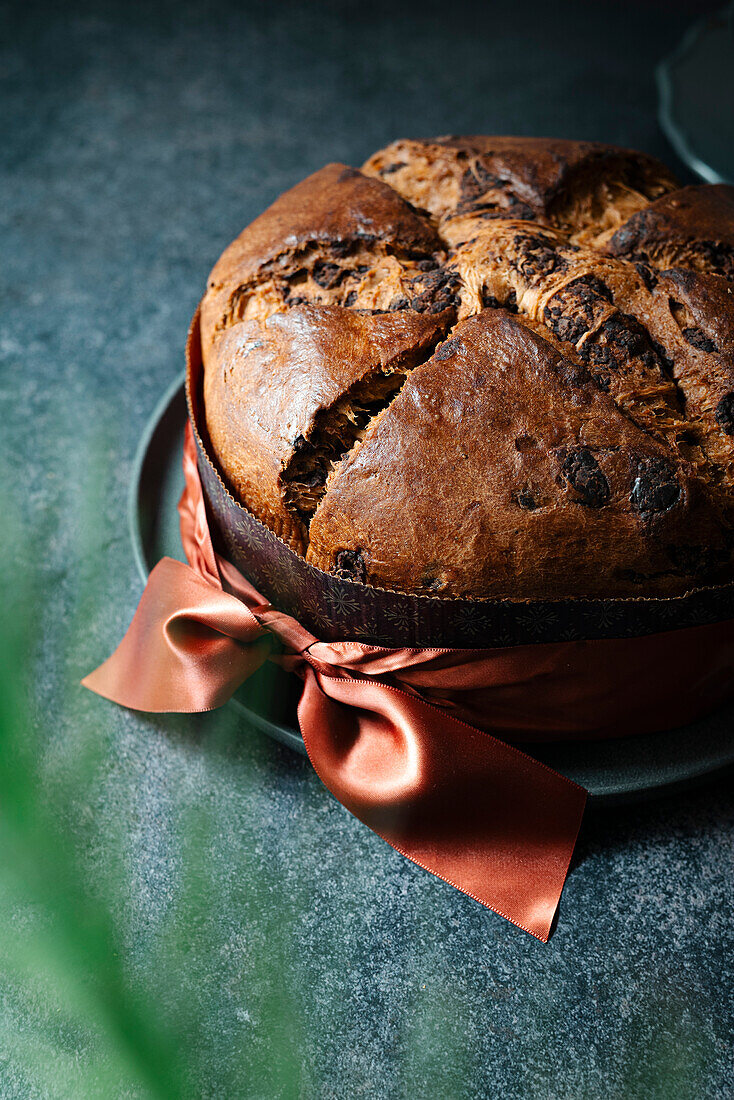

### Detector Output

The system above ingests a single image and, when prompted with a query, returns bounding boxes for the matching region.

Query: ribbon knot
[82,422,594,941]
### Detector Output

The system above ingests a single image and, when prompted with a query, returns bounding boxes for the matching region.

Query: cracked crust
[201,163,443,354]
[607,184,734,276]
[200,139,734,599]
[306,311,727,597]
[203,304,453,551]
[362,136,677,246]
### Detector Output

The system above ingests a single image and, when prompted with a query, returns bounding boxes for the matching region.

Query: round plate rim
[127,371,307,755]
[656,6,734,185]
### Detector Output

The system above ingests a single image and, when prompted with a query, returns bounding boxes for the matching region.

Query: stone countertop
[2,1,732,1095]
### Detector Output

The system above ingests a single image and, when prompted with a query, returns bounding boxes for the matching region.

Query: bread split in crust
[201,138,734,599]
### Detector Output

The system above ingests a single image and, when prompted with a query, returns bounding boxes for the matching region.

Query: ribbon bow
[84,422,588,941]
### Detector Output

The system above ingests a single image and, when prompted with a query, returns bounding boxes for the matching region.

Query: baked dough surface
[201,138,734,598]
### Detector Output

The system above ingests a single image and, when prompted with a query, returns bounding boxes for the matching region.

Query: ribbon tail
[298,666,587,942]
[82,557,271,712]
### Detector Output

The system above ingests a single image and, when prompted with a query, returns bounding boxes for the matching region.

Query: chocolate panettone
[200,137,734,600]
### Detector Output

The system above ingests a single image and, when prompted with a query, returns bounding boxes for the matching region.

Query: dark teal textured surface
[2,1,733,1096]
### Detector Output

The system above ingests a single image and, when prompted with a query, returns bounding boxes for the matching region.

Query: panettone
[199,137,734,600]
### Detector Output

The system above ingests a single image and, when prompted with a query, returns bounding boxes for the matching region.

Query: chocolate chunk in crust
[543,274,614,345]
[716,393,734,436]
[630,456,681,517]
[560,448,611,508]
[408,267,462,314]
[334,548,367,583]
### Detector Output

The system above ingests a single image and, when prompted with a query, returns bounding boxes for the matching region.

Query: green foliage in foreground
[0,497,716,1099]
[0,509,306,1098]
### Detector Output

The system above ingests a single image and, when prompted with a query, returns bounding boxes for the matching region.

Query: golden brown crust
[650,269,734,503]
[201,163,443,353]
[200,137,734,599]
[362,135,677,246]
[306,312,728,597]
[607,184,734,276]
[204,304,454,551]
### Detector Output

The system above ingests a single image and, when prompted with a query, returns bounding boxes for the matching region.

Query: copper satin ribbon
[83,423,734,941]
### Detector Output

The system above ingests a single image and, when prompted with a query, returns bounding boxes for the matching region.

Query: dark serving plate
[129,374,734,803]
